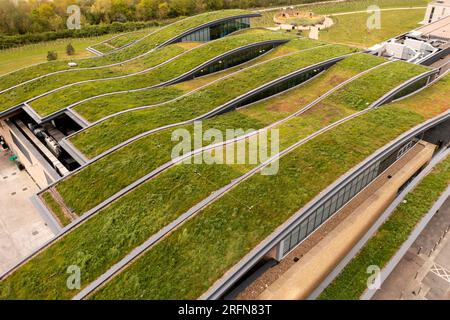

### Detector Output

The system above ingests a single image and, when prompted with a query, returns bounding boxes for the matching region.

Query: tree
[47,51,58,61]
[137,0,158,20]
[158,2,169,19]
[66,43,75,55]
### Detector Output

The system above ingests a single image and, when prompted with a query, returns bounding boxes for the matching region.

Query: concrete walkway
[0,149,54,274]
[374,195,450,300]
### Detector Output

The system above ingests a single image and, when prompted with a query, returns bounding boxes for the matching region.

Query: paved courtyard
[374,195,450,300]
[0,149,54,275]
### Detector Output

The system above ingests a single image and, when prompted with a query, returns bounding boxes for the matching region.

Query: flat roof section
[0,150,54,275]
[416,15,450,40]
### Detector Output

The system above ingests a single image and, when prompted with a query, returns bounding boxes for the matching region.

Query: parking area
[0,149,54,275]
[374,195,450,300]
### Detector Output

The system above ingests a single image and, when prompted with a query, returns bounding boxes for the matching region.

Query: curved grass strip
[0,10,251,93]
[58,58,425,216]
[0,55,387,300]
[28,33,293,116]
[90,86,448,300]
[55,53,382,214]
[71,37,325,122]
[69,44,357,158]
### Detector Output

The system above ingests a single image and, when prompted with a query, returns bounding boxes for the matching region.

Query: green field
[319,8,426,47]
[0,35,120,76]
[319,76,450,300]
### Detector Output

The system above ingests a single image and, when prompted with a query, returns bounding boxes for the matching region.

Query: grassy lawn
[0,10,250,94]
[91,80,446,300]
[69,44,356,157]
[319,76,450,300]
[27,32,293,116]
[0,34,116,76]
[318,9,426,48]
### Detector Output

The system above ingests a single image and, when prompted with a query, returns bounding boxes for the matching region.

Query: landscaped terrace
[53,57,425,220]
[68,43,356,157]
[0,55,432,300]
[89,75,450,300]
[26,32,293,116]
[0,9,251,94]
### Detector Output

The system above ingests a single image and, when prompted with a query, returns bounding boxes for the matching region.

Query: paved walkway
[374,195,450,300]
[0,149,54,274]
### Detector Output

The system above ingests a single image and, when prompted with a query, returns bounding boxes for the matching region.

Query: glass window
[299,220,308,241]
[307,214,316,234]
[291,226,300,245]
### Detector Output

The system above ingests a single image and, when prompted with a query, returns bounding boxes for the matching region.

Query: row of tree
[0,0,324,35]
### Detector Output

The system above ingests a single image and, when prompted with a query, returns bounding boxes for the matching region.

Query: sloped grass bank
[320,154,450,300]
[0,10,251,93]
[58,57,425,217]
[71,37,325,122]
[69,44,357,157]
[28,32,293,116]
[91,83,448,300]
[319,77,450,300]
[0,57,437,300]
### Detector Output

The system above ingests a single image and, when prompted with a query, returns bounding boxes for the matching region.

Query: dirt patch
[267,97,308,113]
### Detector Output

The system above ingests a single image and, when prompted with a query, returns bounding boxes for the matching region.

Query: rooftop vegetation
[69,44,356,157]
[27,32,294,116]
[319,154,450,300]
[91,82,446,300]
[0,55,437,300]
[71,37,325,122]
[319,76,450,300]
[0,10,251,93]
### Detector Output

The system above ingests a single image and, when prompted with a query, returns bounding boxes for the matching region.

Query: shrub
[66,43,75,55]
[47,51,58,61]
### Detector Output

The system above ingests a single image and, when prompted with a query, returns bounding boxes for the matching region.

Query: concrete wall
[0,119,58,189]
[424,1,450,24]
